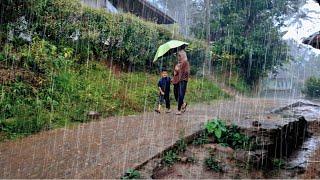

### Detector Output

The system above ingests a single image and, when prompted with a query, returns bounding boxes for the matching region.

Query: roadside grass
[0,62,229,140]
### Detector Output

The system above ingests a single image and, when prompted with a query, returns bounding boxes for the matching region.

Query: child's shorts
[158,95,165,105]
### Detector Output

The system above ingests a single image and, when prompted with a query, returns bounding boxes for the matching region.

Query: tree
[190,0,301,85]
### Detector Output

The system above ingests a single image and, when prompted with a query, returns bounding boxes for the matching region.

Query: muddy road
[0,97,302,178]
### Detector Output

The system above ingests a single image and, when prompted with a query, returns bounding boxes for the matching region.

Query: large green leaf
[214,128,222,139]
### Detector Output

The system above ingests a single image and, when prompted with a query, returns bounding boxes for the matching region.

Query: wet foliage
[190,0,302,85]
[0,0,206,71]
[204,156,222,172]
[121,169,141,179]
[192,131,210,145]
[162,150,179,167]
[272,158,286,169]
[303,77,320,98]
[204,119,252,149]
[0,0,229,138]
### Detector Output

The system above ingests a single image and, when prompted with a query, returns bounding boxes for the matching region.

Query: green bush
[204,156,222,172]
[1,0,206,71]
[272,158,286,169]
[162,150,179,167]
[0,0,225,139]
[228,76,250,94]
[204,119,252,149]
[222,124,251,150]
[192,131,209,145]
[304,77,320,98]
[176,136,187,153]
[121,169,141,179]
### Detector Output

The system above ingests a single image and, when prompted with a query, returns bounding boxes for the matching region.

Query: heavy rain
[0,0,320,179]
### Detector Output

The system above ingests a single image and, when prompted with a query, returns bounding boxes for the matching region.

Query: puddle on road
[292,106,320,120]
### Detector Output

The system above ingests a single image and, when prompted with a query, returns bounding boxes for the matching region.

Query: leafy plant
[162,150,179,167]
[121,169,141,179]
[204,120,252,150]
[205,119,227,140]
[204,156,222,172]
[176,137,187,152]
[192,131,209,145]
[272,158,286,169]
[224,124,251,149]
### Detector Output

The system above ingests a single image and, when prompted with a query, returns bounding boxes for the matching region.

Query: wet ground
[141,144,268,179]
[0,97,292,178]
[138,101,320,179]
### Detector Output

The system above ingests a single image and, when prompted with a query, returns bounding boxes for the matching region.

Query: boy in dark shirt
[155,68,171,113]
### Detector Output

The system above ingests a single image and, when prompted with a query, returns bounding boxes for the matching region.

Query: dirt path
[0,97,292,178]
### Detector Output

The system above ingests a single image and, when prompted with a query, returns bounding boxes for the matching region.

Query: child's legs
[158,95,164,109]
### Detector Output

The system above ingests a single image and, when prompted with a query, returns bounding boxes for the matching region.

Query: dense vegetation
[0,0,228,138]
[0,0,207,71]
[203,119,251,149]
[304,77,320,98]
[189,0,300,85]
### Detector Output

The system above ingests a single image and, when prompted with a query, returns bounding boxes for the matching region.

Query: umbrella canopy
[153,40,189,62]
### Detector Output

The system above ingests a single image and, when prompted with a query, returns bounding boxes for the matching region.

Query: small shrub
[0,53,4,61]
[192,131,209,145]
[204,156,222,172]
[228,76,250,94]
[121,169,141,179]
[163,150,179,167]
[224,124,251,149]
[176,133,187,153]
[204,120,253,150]
[272,158,286,169]
[304,77,320,98]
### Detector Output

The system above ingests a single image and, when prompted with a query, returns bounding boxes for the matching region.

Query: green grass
[0,0,226,140]
[187,77,230,102]
[212,68,250,94]
[0,61,229,140]
[228,76,250,94]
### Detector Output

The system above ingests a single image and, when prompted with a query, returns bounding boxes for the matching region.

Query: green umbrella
[153,40,189,62]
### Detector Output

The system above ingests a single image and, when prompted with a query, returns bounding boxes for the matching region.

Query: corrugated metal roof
[303,31,320,49]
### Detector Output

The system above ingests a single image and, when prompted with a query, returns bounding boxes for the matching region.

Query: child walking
[155,68,171,113]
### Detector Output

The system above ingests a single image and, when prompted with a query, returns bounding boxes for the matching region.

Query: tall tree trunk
[204,0,211,75]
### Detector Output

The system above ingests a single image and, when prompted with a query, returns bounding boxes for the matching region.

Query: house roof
[303,31,320,49]
[139,0,175,24]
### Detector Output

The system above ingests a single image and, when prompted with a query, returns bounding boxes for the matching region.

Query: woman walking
[172,50,190,115]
